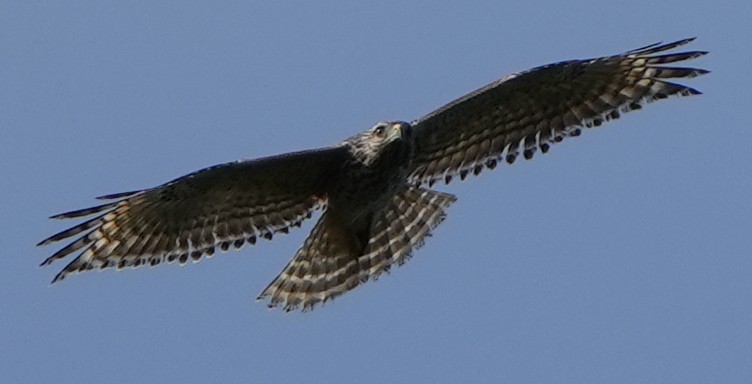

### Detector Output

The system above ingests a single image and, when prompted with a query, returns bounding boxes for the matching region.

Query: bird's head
[346,121,413,166]
[366,120,411,148]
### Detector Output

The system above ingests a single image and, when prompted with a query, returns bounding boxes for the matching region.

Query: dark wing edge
[408,38,708,186]
[37,146,348,283]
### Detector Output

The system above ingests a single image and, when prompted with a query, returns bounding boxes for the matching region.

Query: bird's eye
[373,125,386,138]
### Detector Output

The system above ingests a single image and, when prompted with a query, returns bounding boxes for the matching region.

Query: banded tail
[258,186,457,311]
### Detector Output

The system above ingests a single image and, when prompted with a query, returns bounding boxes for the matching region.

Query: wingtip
[671,37,697,47]
[40,255,56,267]
[36,238,52,247]
[48,201,119,220]
[95,190,141,200]
[694,68,711,77]
[50,271,65,283]
[686,50,709,60]
[630,37,701,56]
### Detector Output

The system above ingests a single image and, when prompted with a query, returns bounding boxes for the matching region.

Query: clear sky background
[2,1,749,383]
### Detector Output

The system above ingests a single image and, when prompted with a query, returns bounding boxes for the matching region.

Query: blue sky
[2,1,750,383]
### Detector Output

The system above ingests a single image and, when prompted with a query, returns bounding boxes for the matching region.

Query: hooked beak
[390,121,411,140]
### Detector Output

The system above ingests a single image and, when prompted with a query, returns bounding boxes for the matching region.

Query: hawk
[39,38,707,311]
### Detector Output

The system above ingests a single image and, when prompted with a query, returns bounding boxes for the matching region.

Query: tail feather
[258,186,457,311]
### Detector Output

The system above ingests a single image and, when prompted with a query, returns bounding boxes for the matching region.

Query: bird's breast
[326,151,410,225]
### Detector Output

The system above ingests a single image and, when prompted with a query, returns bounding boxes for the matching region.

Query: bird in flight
[39,38,707,311]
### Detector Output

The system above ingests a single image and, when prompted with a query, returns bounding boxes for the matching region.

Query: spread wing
[408,38,708,186]
[38,146,348,283]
